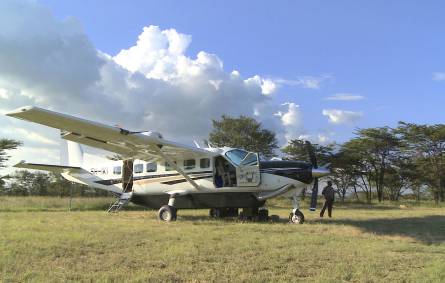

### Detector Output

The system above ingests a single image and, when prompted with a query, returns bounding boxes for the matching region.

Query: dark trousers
[320,199,333,217]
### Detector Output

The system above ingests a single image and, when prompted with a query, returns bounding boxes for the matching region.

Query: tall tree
[0,139,22,168]
[209,115,278,158]
[396,122,445,203]
[383,164,407,201]
[282,139,335,165]
[0,138,22,192]
[7,170,38,196]
[330,149,361,202]
[342,127,400,202]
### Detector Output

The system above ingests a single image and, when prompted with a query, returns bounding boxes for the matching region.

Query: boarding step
[107,192,132,213]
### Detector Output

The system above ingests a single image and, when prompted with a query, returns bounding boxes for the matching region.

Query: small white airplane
[6,106,330,223]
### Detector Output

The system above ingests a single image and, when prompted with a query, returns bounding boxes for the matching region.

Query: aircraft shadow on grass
[179,214,445,244]
[329,215,445,244]
[177,214,288,224]
[336,205,401,210]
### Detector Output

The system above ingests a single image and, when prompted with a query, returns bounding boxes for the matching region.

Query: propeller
[305,141,318,211]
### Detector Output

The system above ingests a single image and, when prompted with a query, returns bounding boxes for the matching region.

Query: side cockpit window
[240,152,259,166]
[225,149,248,166]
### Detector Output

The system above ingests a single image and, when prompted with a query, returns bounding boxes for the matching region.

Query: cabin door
[236,153,261,186]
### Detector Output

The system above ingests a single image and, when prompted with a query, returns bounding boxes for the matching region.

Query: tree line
[1,117,445,203]
[209,118,445,204]
[0,139,105,197]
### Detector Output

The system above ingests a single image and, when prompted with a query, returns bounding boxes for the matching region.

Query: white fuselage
[63,150,310,204]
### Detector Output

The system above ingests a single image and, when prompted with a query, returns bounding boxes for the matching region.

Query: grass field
[1,197,444,282]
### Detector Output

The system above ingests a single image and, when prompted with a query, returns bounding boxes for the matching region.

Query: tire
[209,208,223,218]
[269,215,280,222]
[227,208,239,217]
[158,205,177,222]
[258,209,269,222]
[289,210,304,224]
[209,208,224,218]
[210,208,238,218]
[209,208,216,218]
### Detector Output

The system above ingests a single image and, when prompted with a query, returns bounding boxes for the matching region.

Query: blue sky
[1,0,445,174]
[37,0,444,142]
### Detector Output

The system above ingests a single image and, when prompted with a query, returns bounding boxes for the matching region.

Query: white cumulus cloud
[322,109,363,125]
[280,103,305,141]
[326,93,365,101]
[274,75,332,90]
[433,72,445,81]
[0,0,338,171]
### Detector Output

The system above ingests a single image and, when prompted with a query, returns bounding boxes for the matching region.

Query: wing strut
[155,146,203,191]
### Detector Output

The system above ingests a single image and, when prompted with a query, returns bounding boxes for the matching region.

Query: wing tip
[13,160,27,167]
[5,106,36,117]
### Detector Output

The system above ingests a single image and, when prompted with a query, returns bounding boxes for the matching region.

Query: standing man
[320,180,335,218]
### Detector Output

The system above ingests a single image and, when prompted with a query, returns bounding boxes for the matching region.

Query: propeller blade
[309,178,318,211]
[305,141,317,169]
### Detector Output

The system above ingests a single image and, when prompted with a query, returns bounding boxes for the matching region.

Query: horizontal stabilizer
[14,161,84,174]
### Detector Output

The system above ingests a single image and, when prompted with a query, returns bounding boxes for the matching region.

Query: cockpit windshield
[225,149,248,166]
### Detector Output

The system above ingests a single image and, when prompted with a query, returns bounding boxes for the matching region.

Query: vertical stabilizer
[67,140,83,167]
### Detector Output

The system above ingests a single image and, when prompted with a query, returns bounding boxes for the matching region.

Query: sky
[1,0,444,171]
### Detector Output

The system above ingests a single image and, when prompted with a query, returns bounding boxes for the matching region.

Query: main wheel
[209,208,216,218]
[258,208,269,222]
[226,208,239,217]
[158,205,177,222]
[289,210,304,224]
[209,208,225,218]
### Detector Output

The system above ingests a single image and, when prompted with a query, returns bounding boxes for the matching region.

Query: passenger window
[113,166,122,175]
[183,159,196,170]
[200,158,210,168]
[165,161,176,171]
[146,162,157,172]
[134,164,144,174]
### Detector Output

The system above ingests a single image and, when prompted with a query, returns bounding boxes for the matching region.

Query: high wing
[14,161,84,174]
[6,106,217,162]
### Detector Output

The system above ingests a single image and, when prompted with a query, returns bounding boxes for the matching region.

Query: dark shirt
[322,185,335,201]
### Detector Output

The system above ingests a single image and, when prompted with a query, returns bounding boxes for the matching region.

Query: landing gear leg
[289,194,304,224]
[158,194,178,222]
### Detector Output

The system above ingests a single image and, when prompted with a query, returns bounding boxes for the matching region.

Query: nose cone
[312,167,330,178]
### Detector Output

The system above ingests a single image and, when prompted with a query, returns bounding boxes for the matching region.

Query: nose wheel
[289,209,304,224]
[158,205,177,222]
[158,194,178,222]
[289,193,305,224]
